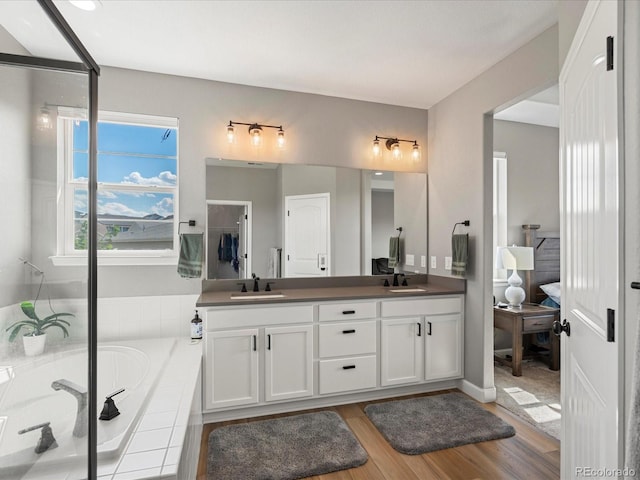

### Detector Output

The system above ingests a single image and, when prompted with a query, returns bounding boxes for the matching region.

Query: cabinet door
[204,329,258,410]
[380,317,423,386]
[425,314,462,380]
[265,325,313,401]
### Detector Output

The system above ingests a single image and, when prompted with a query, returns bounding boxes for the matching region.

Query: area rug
[207,411,368,480]
[364,392,515,455]
[494,358,561,440]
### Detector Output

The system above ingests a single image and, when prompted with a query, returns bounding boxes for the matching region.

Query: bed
[522,224,560,307]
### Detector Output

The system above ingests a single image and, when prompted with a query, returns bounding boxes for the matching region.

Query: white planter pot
[23,333,46,356]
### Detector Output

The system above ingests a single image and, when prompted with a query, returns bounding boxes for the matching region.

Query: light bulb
[277,128,285,148]
[391,142,401,160]
[69,0,98,11]
[250,126,262,146]
[226,124,235,143]
[412,143,421,161]
[37,107,53,131]
[372,138,381,157]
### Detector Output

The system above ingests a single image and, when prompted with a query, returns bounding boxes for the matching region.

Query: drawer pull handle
[342,365,356,370]
[428,321,432,336]
[342,329,356,334]
[342,310,356,315]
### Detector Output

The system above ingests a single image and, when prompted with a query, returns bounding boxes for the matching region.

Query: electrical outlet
[445,256,452,270]
[430,256,437,269]
[421,255,426,268]
[406,254,414,266]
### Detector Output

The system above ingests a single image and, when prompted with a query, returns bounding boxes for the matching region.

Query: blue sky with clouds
[73,121,177,218]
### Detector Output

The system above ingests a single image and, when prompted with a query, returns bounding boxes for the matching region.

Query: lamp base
[505,270,526,308]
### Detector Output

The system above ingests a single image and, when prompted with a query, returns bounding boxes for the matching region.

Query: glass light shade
[372,139,381,157]
[277,129,285,148]
[37,107,53,131]
[226,125,235,143]
[250,126,262,146]
[411,143,421,161]
[391,142,401,160]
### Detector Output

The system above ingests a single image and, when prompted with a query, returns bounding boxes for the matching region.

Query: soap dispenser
[190,310,202,340]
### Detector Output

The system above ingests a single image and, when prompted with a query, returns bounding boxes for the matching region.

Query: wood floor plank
[402,453,451,479]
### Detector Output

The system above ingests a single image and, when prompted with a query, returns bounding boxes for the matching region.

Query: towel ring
[451,220,470,237]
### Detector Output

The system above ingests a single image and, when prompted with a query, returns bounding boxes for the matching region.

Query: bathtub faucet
[51,379,88,438]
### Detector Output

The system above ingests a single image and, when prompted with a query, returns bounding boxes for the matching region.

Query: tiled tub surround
[0,338,201,480]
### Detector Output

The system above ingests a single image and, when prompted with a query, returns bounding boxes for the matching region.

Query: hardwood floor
[197,389,560,480]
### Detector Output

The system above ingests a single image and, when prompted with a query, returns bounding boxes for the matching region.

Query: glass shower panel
[0,54,90,480]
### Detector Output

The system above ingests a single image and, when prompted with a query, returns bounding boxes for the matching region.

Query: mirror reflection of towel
[388,237,400,268]
[451,234,468,277]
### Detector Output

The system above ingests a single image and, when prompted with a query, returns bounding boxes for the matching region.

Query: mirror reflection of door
[207,200,251,279]
[371,172,395,275]
[284,193,330,277]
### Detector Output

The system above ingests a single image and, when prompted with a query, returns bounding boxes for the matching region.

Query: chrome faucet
[51,379,88,438]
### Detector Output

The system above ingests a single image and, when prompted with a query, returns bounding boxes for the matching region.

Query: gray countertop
[196,277,465,307]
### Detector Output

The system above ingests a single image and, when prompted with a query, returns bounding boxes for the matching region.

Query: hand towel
[388,236,400,269]
[451,233,468,277]
[177,233,203,278]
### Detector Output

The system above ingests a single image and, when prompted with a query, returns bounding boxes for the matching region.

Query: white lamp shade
[496,246,534,271]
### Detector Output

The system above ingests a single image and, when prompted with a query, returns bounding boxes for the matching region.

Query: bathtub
[0,338,175,478]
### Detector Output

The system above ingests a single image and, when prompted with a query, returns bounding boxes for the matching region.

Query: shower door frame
[0,0,100,478]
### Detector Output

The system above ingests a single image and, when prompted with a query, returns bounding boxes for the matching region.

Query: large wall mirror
[205,158,427,280]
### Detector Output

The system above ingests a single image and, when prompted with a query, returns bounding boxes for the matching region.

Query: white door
[424,314,462,380]
[380,317,423,386]
[285,193,330,277]
[560,0,621,475]
[264,325,313,401]
[238,211,248,278]
[204,329,259,410]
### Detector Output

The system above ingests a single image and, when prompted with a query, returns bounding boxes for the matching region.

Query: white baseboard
[458,379,497,403]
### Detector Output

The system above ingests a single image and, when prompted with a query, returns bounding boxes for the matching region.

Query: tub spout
[51,379,87,438]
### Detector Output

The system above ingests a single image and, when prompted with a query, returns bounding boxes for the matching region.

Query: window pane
[73,120,89,151]
[73,152,88,181]
[73,189,174,251]
[98,123,177,157]
[97,153,176,186]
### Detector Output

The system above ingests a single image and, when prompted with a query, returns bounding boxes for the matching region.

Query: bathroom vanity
[196,276,465,422]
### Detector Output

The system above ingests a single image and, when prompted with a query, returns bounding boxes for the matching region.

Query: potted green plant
[6,301,74,356]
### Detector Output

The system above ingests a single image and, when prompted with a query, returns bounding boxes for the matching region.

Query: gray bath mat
[207,411,368,480]
[364,392,515,454]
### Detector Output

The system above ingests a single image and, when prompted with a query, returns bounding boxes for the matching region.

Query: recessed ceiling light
[69,0,99,11]
[374,172,383,176]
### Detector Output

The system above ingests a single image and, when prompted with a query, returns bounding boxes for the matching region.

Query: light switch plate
[430,256,437,269]
[406,254,414,266]
[421,255,426,268]
[445,256,452,270]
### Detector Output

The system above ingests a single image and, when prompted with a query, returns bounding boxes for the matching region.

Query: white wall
[0,27,31,308]
[493,120,560,244]
[395,172,428,274]
[427,25,559,393]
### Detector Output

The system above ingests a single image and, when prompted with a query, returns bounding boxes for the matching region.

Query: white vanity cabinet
[204,304,313,411]
[381,296,464,385]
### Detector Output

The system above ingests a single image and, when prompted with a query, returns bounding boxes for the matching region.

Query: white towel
[268,248,281,278]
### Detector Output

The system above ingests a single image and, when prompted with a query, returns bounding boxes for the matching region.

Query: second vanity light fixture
[227,120,285,148]
[372,135,421,161]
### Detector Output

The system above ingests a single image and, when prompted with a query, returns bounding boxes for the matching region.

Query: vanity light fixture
[372,135,421,161]
[37,105,53,131]
[226,121,285,148]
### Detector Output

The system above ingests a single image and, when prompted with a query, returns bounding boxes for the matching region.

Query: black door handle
[417,322,421,336]
[427,321,432,336]
[631,282,640,290]
[267,334,271,350]
[252,335,256,351]
[552,319,571,337]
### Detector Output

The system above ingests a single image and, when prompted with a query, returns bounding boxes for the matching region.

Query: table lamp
[496,245,534,307]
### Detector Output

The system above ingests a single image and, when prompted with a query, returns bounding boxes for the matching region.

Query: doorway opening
[207,200,251,279]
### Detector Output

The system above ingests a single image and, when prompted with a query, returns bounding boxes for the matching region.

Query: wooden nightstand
[493,303,560,376]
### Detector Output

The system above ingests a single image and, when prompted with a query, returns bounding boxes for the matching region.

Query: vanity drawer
[522,314,556,333]
[206,304,313,329]
[319,355,377,395]
[318,321,377,358]
[381,296,462,317]
[318,301,377,322]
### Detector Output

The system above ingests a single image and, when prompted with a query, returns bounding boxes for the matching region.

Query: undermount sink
[387,288,427,293]
[230,291,286,299]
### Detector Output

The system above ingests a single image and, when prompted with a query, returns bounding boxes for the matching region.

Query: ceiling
[0,0,558,109]
[494,84,559,128]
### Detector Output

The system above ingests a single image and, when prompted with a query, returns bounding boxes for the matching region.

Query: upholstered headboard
[522,224,560,304]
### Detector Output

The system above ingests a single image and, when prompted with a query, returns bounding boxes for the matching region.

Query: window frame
[53,108,180,266]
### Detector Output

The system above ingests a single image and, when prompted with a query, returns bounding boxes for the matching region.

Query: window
[493,152,507,280]
[56,109,179,264]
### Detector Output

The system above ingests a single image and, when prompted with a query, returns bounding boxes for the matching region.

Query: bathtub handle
[99,388,125,421]
[18,422,58,454]
[107,388,125,399]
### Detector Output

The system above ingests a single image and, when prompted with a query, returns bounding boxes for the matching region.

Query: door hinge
[287,254,290,260]
[607,308,615,342]
[244,253,247,259]
[287,210,290,216]
[244,214,248,220]
[606,36,614,71]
